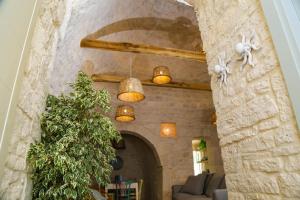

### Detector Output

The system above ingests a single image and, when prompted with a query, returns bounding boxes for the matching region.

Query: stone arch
[117,130,163,200]
[1,0,300,200]
[120,130,162,167]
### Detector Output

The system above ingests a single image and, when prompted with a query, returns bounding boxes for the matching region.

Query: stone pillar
[194,0,300,199]
[0,0,68,199]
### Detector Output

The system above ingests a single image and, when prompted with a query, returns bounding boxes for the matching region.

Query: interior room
[1,0,300,200]
[48,0,224,199]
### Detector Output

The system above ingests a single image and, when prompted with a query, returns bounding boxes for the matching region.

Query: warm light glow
[192,139,200,150]
[160,122,176,137]
[118,92,144,102]
[115,105,135,122]
[211,112,217,125]
[153,66,172,84]
[118,78,145,102]
[153,76,172,85]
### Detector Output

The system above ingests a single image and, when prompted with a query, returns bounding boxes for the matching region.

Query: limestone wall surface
[0,0,68,199]
[50,0,223,199]
[0,0,224,200]
[194,0,300,199]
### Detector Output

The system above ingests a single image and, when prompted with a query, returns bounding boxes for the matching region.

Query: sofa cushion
[174,193,211,200]
[213,189,228,200]
[205,174,224,197]
[181,173,207,195]
[219,175,226,189]
[203,173,214,194]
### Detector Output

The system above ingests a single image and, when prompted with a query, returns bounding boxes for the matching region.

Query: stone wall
[50,0,224,199]
[194,0,300,199]
[205,132,224,173]
[0,0,68,199]
[0,0,225,199]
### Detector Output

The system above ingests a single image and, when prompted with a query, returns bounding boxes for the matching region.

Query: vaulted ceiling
[50,0,209,94]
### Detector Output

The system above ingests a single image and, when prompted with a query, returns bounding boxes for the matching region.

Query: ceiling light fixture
[115,105,135,122]
[117,56,145,102]
[152,66,172,84]
[118,78,145,102]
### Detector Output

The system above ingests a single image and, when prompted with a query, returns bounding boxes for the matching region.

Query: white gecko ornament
[235,32,260,71]
[214,54,231,87]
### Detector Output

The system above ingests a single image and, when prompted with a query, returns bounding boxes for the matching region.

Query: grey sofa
[172,173,227,200]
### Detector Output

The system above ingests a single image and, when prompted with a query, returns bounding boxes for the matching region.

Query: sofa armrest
[172,185,183,193]
[172,185,183,198]
[213,189,228,200]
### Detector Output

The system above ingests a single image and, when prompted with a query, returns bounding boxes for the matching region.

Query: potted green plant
[27,72,120,200]
[198,138,206,151]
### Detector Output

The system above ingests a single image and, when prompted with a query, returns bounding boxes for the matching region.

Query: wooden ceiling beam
[91,74,211,91]
[81,38,206,62]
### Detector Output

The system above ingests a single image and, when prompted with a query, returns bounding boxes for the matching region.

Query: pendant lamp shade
[160,122,176,137]
[118,78,145,102]
[153,66,172,84]
[115,105,135,122]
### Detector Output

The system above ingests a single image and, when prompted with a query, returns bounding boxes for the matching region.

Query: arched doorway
[1,0,300,200]
[111,131,162,200]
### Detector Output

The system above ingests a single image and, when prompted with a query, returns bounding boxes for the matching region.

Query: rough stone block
[1,181,24,200]
[274,124,296,146]
[220,127,257,146]
[242,151,272,161]
[15,142,29,157]
[245,87,256,101]
[272,145,300,156]
[246,95,279,125]
[257,118,280,131]
[270,71,286,91]
[244,193,281,200]
[6,154,26,172]
[223,156,240,174]
[247,63,275,82]
[239,130,275,153]
[278,173,300,198]
[271,71,294,122]
[243,158,283,172]
[285,154,300,171]
[226,173,280,194]
[228,192,245,200]
[253,79,271,94]
[218,95,278,135]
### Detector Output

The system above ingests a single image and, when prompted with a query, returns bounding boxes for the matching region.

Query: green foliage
[27,72,121,200]
[199,139,206,151]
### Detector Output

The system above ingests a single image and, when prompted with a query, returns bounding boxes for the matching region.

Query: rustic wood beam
[81,38,206,62]
[91,74,211,91]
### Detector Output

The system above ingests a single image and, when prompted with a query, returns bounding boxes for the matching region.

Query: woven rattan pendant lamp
[115,105,135,122]
[152,66,172,84]
[118,57,145,102]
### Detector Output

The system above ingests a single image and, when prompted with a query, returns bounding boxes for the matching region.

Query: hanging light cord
[130,56,132,78]
[129,54,135,78]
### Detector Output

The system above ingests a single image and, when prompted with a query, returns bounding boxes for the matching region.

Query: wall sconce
[160,122,176,137]
[211,112,217,125]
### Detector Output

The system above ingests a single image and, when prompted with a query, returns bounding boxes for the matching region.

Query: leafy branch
[27,72,120,200]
